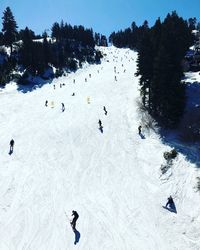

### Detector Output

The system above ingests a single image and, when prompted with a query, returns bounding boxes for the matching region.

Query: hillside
[0,46,199,250]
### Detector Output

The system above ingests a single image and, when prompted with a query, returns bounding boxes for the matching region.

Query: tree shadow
[158,81,200,168]
[73,229,81,245]
[160,132,200,168]
[17,78,53,93]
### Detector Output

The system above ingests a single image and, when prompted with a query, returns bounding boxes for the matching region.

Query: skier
[61,103,65,112]
[73,79,75,84]
[138,125,142,135]
[45,100,48,107]
[89,74,91,78]
[103,106,107,115]
[165,196,174,208]
[72,93,75,96]
[9,139,15,153]
[98,119,102,128]
[71,210,79,231]
[114,76,117,81]
[53,84,55,89]
[85,78,87,82]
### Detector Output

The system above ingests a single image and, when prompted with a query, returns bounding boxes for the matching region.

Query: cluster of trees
[136,12,193,127]
[0,7,106,85]
[109,21,147,49]
[110,12,194,128]
[109,17,198,50]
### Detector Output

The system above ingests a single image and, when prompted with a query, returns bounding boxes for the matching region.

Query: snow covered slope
[0,46,199,250]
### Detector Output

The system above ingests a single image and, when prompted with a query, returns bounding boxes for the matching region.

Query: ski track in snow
[0,46,199,250]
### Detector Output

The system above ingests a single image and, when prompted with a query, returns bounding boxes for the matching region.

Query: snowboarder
[71,210,79,231]
[138,125,142,135]
[45,100,48,107]
[103,106,107,115]
[165,196,174,208]
[61,103,65,112]
[9,139,14,153]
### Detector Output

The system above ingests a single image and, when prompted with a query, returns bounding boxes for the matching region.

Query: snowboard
[162,205,177,214]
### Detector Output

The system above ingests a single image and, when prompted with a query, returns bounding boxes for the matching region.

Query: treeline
[110,12,194,128]
[109,17,197,50]
[0,7,107,85]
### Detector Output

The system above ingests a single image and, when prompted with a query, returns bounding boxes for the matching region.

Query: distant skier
[71,210,79,231]
[165,196,174,208]
[103,106,107,115]
[98,119,102,128]
[89,74,91,78]
[138,125,142,135]
[53,84,55,89]
[61,103,65,112]
[72,93,75,96]
[60,83,62,88]
[45,100,48,107]
[85,78,87,82]
[73,79,75,84]
[115,76,117,81]
[9,139,14,154]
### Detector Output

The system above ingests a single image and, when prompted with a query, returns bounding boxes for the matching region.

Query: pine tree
[51,22,60,41]
[2,7,18,53]
[20,27,34,67]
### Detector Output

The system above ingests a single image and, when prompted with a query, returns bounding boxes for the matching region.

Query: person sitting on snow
[165,196,174,208]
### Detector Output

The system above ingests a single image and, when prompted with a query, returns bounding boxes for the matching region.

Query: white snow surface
[0,46,200,250]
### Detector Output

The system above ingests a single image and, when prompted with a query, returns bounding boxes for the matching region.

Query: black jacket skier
[103,106,107,115]
[71,210,79,230]
[138,125,142,134]
[9,139,14,153]
[166,196,174,208]
[98,119,102,127]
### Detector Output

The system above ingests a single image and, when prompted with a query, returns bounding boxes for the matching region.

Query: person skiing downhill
[138,125,142,135]
[103,106,107,115]
[61,103,65,112]
[98,119,102,127]
[9,139,14,153]
[71,210,79,231]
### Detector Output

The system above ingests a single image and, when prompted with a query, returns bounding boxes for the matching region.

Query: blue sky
[0,0,200,36]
